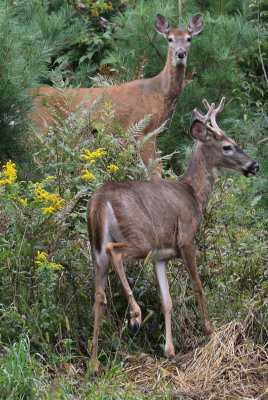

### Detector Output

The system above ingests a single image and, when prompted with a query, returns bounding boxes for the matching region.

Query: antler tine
[202,98,211,112]
[215,96,226,114]
[210,97,225,133]
[194,100,215,124]
[202,97,226,134]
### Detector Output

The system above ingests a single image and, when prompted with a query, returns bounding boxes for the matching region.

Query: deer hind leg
[91,254,110,373]
[180,243,215,335]
[105,242,142,331]
[154,261,175,359]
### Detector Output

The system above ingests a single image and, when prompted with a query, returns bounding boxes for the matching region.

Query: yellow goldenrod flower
[35,250,64,271]
[108,164,119,172]
[36,251,48,262]
[42,206,56,215]
[33,184,64,214]
[19,198,28,207]
[81,169,96,181]
[80,148,107,160]
[0,160,17,185]
[55,199,65,208]
[43,176,57,182]
[50,262,64,270]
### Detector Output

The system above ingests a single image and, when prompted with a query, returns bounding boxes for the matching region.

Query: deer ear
[188,13,203,36]
[155,14,170,37]
[190,120,208,142]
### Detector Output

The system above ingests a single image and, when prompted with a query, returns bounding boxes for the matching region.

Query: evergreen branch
[141,15,164,61]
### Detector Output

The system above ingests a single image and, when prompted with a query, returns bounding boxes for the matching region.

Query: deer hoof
[164,345,175,359]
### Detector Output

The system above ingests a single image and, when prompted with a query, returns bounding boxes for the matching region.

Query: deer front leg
[105,242,142,331]
[154,261,175,359]
[180,243,215,335]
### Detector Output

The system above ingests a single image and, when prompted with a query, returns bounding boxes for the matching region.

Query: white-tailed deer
[87,97,259,372]
[31,13,203,178]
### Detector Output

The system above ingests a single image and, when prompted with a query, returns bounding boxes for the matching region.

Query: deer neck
[181,143,215,213]
[161,57,186,105]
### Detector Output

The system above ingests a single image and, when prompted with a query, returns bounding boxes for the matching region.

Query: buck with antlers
[31,13,203,178]
[87,97,259,372]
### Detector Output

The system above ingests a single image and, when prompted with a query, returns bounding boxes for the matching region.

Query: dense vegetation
[0,0,267,398]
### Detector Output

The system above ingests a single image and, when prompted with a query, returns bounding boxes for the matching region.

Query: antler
[193,102,215,124]
[203,97,226,134]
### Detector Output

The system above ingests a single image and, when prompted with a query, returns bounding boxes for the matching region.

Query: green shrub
[0,92,146,357]
[0,334,48,399]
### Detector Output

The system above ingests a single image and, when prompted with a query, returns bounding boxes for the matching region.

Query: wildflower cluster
[80,147,107,182]
[80,148,107,160]
[11,196,28,207]
[80,148,119,181]
[108,164,119,172]
[35,251,63,271]
[34,182,64,215]
[0,160,17,185]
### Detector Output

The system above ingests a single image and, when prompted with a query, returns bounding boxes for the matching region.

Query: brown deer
[31,13,203,178]
[87,97,259,372]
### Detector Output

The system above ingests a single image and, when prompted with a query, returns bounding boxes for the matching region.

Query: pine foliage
[107,0,267,212]
[0,1,48,161]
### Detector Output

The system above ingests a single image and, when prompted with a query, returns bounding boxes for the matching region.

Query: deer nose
[245,161,259,177]
[176,49,186,59]
[251,162,259,173]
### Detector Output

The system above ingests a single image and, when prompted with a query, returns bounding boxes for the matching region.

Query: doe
[87,98,259,372]
[31,13,203,178]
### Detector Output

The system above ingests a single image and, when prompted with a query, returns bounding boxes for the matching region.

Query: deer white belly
[152,248,176,262]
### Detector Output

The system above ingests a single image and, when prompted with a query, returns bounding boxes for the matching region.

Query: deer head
[190,98,259,177]
[155,13,203,66]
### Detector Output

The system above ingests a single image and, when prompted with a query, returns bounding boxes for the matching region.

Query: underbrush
[0,93,267,399]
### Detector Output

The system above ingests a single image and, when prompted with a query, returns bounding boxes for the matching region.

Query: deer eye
[168,37,173,43]
[223,145,232,152]
[187,37,191,42]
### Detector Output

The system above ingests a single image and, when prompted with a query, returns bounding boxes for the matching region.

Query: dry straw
[120,320,267,399]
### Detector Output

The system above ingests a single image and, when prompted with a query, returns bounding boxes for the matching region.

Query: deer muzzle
[176,49,187,59]
[243,161,259,177]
